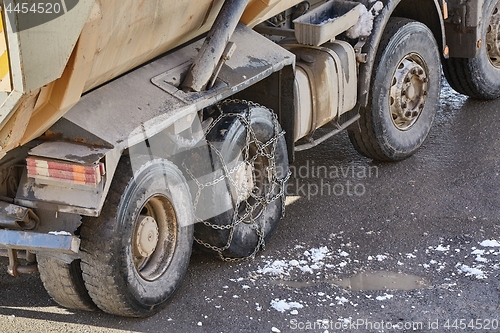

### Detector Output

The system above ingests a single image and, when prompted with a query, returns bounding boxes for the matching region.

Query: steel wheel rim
[486,3,500,68]
[389,53,429,131]
[132,195,177,282]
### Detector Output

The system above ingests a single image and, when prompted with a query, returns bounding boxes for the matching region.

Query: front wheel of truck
[443,0,500,99]
[80,157,194,317]
[348,18,441,161]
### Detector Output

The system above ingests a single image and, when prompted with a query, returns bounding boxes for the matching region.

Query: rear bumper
[0,229,80,254]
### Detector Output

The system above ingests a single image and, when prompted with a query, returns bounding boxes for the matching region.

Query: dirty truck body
[0,0,497,317]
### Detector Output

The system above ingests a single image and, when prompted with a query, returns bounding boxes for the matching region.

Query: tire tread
[349,18,415,161]
[442,58,485,99]
[80,158,140,317]
[37,256,96,311]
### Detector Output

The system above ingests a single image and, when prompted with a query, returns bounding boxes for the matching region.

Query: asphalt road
[0,81,499,333]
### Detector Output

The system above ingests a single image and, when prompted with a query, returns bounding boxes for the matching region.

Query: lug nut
[402,103,407,109]
[405,111,412,117]
[422,78,428,83]
[418,69,424,75]
[423,91,428,96]
[412,111,419,117]
[405,77,411,83]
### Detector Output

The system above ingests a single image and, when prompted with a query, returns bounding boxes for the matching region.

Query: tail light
[26,157,105,187]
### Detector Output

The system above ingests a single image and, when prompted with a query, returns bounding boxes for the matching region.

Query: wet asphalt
[0,81,499,333]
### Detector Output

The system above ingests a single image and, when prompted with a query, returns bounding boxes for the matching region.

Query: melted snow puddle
[332,271,428,291]
[271,270,428,291]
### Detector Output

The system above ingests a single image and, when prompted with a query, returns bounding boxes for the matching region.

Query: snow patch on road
[458,264,486,279]
[257,260,290,276]
[480,239,500,247]
[256,246,332,277]
[335,296,349,305]
[307,246,331,262]
[270,299,304,313]
[375,293,394,301]
[435,245,450,252]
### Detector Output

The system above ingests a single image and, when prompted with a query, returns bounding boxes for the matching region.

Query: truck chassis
[0,0,498,317]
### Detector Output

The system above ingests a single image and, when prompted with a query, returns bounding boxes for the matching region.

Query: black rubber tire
[193,102,289,259]
[37,256,96,311]
[348,18,441,161]
[80,157,194,317]
[442,0,500,99]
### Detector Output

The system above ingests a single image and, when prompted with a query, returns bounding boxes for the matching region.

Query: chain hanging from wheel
[182,99,290,262]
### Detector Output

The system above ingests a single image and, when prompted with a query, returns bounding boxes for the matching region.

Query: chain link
[185,99,290,262]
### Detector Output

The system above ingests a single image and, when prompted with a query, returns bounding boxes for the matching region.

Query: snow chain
[184,99,290,262]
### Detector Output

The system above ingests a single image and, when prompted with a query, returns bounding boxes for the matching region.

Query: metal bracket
[7,249,37,276]
[354,36,368,63]
[0,201,39,230]
[208,42,237,90]
[294,113,360,151]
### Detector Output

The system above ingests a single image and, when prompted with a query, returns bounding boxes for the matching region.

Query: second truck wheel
[37,256,96,311]
[192,101,289,260]
[349,18,441,161]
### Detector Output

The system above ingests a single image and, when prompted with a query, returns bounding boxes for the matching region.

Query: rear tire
[37,256,96,311]
[348,18,441,161]
[80,157,194,317]
[442,0,500,99]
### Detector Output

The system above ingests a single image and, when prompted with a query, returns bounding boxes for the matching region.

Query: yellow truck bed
[0,0,301,158]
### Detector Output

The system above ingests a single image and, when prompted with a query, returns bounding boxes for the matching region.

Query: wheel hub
[226,140,267,224]
[486,4,500,68]
[390,57,428,131]
[232,161,255,204]
[135,215,159,257]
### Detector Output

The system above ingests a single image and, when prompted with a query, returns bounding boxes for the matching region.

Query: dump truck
[0,0,498,317]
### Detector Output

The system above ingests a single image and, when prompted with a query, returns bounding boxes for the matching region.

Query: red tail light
[26,157,105,187]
